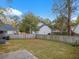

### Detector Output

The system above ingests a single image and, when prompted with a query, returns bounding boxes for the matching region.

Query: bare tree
[52,0,79,35]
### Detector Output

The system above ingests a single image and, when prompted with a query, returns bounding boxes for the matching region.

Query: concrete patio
[0,50,38,59]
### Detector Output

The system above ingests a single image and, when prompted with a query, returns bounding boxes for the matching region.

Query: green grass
[0,39,79,59]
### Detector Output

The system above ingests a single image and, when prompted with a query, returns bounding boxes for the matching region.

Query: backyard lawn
[0,39,79,59]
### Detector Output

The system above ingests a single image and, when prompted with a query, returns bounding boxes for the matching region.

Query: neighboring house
[35,23,52,35]
[72,25,79,34]
[0,24,16,34]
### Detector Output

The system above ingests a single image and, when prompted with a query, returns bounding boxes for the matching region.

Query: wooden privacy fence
[36,35,79,45]
[10,34,79,45]
[9,34,35,39]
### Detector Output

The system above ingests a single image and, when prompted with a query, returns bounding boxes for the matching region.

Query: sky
[0,0,56,20]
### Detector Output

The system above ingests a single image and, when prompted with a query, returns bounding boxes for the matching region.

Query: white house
[73,25,79,34]
[36,23,52,35]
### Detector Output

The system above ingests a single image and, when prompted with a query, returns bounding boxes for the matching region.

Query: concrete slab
[0,50,38,59]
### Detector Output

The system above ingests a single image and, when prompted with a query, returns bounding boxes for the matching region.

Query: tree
[19,13,39,33]
[42,18,51,25]
[53,15,68,32]
[12,15,20,34]
[76,16,79,24]
[41,18,53,28]
[52,0,79,35]
[0,8,6,26]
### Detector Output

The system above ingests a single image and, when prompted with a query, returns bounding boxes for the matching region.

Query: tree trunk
[29,25,32,34]
[67,0,71,35]
[16,24,19,34]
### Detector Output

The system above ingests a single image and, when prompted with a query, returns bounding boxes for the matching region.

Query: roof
[73,25,79,34]
[37,22,53,29]
[37,23,50,30]
[0,24,16,31]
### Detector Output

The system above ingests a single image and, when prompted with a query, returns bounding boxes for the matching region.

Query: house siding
[74,25,79,34]
[37,25,51,35]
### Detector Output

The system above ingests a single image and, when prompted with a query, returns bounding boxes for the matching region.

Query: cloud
[4,8,23,16]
